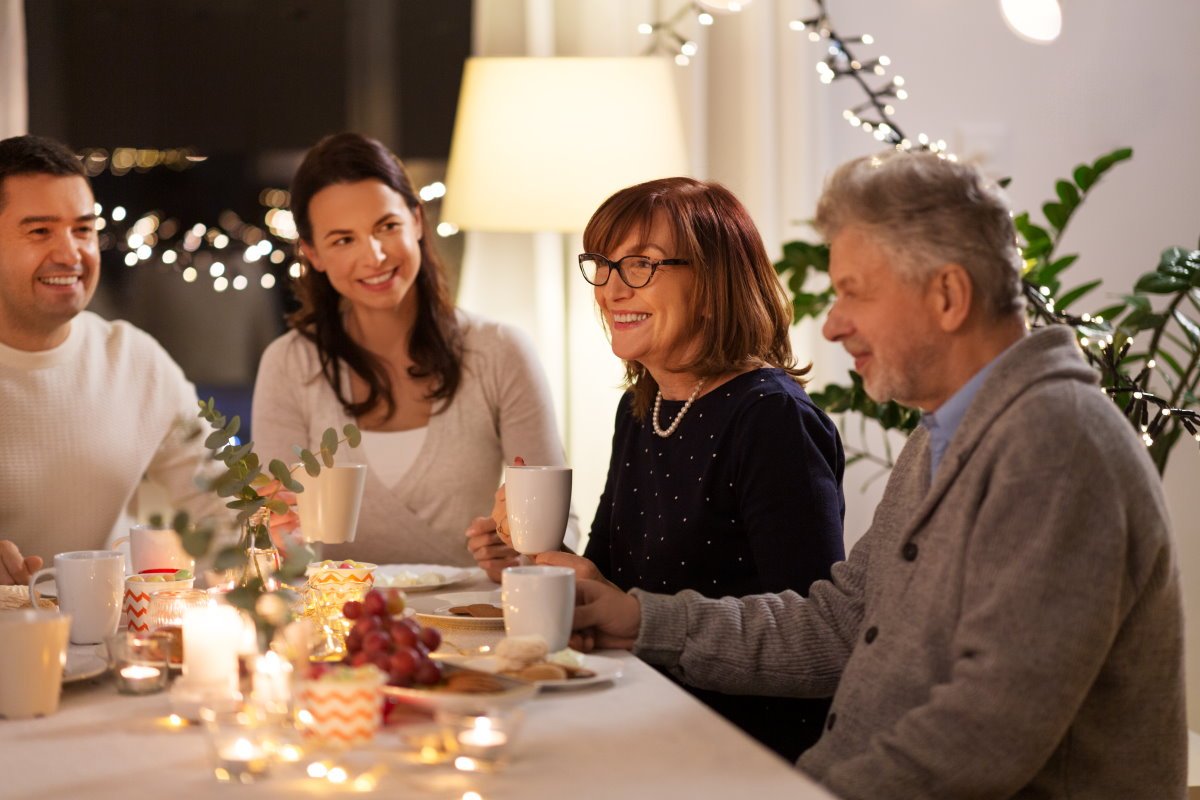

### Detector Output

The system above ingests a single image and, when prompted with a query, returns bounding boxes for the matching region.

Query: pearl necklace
[652,379,706,438]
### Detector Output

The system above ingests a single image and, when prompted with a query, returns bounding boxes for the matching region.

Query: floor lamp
[441,57,690,458]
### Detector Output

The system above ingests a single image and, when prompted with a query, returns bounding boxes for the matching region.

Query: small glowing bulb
[862,33,874,44]
[808,31,821,41]
[182,267,198,282]
[162,250,177,265]
[1134,392,1144,400]
[260,273,277,289]
[1039,286,1051,296]
[210,262,225,277]
[213,276,229,292]
[1162,408,1172,416]
[112,206,127,222]
[127,233,144,248]
[327,767,348,784]
[699,12,714,25]
[896,89,909,100]
[123,252,138,267]
[788,19,804,31]
[1147,359,1156,369]
[307,762,328,778]
[136,244,152,260]
[637,22,653,35]
[289,262,302,278]
[213,233,229,249]
[879,55,891,66]
[675,53,690,66]
[232,275,248,291]
[680,41,698,56]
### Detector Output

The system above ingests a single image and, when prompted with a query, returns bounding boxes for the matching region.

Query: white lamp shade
[442,57,690,233]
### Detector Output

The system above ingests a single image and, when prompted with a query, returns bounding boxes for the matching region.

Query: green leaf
[1055,180,1080,211]
[300,449,321,477]
[278,544,317,580]
[1092,147,1133,177]
[181,527,214,558]
[1043,254,1079,280]
[1173,309,1200,347]
[321,427,339,456]
[1043,201,1068,232]
[265,498,290,516]
[1119,294,1152,313]
[319,447,334,468]
[204,427,230,451]
[213,545,246,572]
[1056,279,1102,311]
[221,440,253,466]
[1091,303,1127,322]
[171,510,189,533]
[225,585,260,613]
[148,513,165,528]
[1135,273,1188,294]
[268,458,292,483]
[1073,164,1095,192]
[224,416,241,438]
[1023,238,1052,260]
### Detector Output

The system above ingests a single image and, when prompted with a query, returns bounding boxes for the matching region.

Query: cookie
[448,603,503,618]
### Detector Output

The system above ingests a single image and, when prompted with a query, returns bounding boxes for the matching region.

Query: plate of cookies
[455,636,624,691]
[414,591,506,630]
[380,663,536,713]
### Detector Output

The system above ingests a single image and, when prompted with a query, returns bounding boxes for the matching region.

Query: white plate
[413,591,505,629]
[63,644,108,683]
[374,564,472,592]
[380,664,536,713]
[453,654,624,691]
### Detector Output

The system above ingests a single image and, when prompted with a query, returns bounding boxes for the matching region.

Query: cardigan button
[826,712,837,731]
[902,542,919,561]
[864,626,878,644]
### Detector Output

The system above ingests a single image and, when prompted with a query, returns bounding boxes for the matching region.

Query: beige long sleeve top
[0,311,220,562]
[251,311,578,567]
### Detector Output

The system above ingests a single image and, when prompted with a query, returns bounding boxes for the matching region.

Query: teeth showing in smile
[361,269,396,286]
[39,276,80,286]
[612,312,649,324]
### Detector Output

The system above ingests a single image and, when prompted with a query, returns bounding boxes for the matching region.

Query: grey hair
[814,151,1025,318]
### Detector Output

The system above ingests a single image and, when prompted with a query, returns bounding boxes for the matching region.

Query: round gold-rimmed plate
[412,591,504,630]
[380,665,535,714]
[375,564,474,593]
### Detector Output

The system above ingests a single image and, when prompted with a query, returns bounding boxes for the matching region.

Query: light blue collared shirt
[920,360,999,481]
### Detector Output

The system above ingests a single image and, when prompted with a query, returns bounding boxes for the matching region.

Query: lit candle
[182,603,242,693]
[457,717,508,757]
[116,663,165,694]
[216,736,269,781]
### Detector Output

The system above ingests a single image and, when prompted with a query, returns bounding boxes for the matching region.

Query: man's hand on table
[534,550,603,581]
[572,578,641,652]
[0,540,42,585]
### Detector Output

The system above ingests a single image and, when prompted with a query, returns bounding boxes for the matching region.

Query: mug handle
[28,566,57,605]
[111,536,129,549]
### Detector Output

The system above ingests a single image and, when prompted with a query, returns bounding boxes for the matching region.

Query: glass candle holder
[200,706,273,784]
[436,708,524,772]
[300,563,376,660]
[106,631,169,695]
[147,588,209,668]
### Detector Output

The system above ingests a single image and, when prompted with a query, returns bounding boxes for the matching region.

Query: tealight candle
[107,631,169,695]
[437,710,523,771]
[201,707,272,784]
[457,718,508,755]
[215,736,269,783]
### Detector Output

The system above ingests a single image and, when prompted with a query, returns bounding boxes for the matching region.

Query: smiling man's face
[0,173,100,351]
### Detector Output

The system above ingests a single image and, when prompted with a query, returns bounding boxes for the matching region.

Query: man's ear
[928,262,973,333]
[299,241,323,272]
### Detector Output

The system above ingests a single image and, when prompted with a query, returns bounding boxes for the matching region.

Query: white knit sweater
[251,311,578,567]
[0,312,220,561]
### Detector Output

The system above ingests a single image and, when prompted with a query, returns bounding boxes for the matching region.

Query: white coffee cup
[501,565,575,652]
[29,550,125,645]
[112,524,195,575]
[296,464,368,544]
[0,609,71,719]
[504,465,572,554]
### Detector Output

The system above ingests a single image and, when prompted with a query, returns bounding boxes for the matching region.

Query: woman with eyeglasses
[467,177,845,761]
[252,132,577,566]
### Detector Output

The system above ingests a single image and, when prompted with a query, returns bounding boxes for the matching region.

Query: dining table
[0,569,837,800]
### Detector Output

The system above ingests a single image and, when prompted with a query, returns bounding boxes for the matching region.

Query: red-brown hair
[583,177,807,417]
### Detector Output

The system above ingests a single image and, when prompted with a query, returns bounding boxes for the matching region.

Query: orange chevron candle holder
[296,668,386,747]
[122,574,195,632]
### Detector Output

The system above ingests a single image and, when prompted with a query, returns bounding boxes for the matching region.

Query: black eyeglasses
[578,253,690,288]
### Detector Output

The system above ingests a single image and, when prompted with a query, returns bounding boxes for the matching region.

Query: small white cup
[112,524,194,575]
[296,464,368,544]
[29,550,125,645]
[501,565,575,652]
[505,465,572,555]
[0,609,72,719]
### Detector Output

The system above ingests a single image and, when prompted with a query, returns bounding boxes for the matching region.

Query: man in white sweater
[0,134,217,584]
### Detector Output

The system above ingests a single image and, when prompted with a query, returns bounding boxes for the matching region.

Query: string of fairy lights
[79,147,455,295]
[639,0,950,156]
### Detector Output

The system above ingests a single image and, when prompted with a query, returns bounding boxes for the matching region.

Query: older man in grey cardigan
[574,152,1186,799]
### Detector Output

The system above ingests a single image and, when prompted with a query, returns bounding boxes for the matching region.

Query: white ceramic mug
[0,609,72,719]
[111,524,194,575]
[501,565,575,652]
[296,464,368,544]
[504,465,572,554]
[29,550,125,645]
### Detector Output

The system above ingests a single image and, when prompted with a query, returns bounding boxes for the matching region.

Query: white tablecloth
[0,572,837,799]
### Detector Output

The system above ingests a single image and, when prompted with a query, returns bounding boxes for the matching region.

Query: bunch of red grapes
[341,588,443,687]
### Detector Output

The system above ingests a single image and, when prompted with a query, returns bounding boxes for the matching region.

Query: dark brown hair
[288,132,463,419]
[0,135,88,212]
[583,177,807,417]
